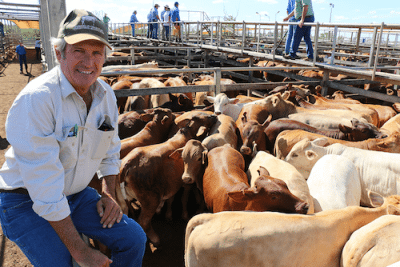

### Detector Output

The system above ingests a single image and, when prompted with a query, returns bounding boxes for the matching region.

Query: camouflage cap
[57,9,112,49]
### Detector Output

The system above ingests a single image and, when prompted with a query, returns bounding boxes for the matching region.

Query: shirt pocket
[89,129,114,160]
[57,126,79,170]
[89,114,115,160]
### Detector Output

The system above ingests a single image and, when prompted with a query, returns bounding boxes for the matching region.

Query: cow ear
[161,115,169,124]
[261,114,273,128]
[230,98,240,104]
[368,190,384,208]
[282,91,290,100]
[206,96,215,103]
[305,150,318,161]
[202,150,208,165]
[257,166,270,177]
[338,124,352,133]
[228,190,254,202]
[140,113,154,122]
[312,137,330,147]
[178,94,185,105]
[241,112,248,124]
[169,148,184,160]
[196,126,207,137]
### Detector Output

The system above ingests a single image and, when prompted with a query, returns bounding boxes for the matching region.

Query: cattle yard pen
[103,20,400,104]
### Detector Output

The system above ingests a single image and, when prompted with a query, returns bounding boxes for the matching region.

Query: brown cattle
[201,114,238,151]
[265,118,386,154]
[117,113,217,248]
[159,93,194,112]
[164,76,193,101]
[119,108,175,159]
[178,141,309,214]
[111,80,133,113]
[275,130,400,159]
[118,109,154,139]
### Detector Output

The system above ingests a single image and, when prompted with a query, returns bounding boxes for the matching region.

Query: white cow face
[285,138,329,178]
[213,93,238,115]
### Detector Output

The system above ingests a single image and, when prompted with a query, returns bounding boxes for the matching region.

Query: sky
[3,0,400,25]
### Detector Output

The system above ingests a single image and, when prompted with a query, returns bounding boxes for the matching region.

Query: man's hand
[97,194,123,228]
[299,20,305,28]
[98,175,123,228]
[283,17,289,22]
[75,246,112,267]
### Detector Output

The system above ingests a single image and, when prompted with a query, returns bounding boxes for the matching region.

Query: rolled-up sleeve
[6,88,70,221]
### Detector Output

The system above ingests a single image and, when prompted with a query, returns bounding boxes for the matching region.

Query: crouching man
[0,9,146,267]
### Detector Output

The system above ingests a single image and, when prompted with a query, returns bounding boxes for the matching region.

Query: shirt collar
[58,66,106,101]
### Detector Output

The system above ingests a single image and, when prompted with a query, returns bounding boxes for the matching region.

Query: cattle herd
[93,59,400,267]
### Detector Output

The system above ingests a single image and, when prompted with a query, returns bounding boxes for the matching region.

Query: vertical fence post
[272,21,278,60]
[242,21,245,54]
[330,26,338,65]
[131,48,135,65]
[313,22,320,65]
[214,68,221,95]
[372,22,384,81]
[369,26,378,68]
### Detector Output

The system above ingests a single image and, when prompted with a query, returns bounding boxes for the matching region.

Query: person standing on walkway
[160,5,169,40]
[16,41,28,74]
[130,10,139,37]
[35,38,41,61]
[284,0,297,56]
[103,13,111,38]
[283,0,315,60]
[171,2,181,42]
[163,6,171,41]
[150,4,160,39]
[0,9,147,267]
[147,9,152,38]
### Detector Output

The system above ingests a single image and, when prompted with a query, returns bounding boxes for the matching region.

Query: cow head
[240,114,272,156]
[172,140,208,188]
[285,138,329,178]
[228,166,309,214]
[339,118,387,141]
[213,93,239,115]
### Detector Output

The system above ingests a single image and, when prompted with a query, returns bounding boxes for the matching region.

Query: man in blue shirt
[284,0,297,56]
[170,2,181,42]
[147,10,152,38]
[160,5,169,40]
[130,10,139,37]
[150,4,160,39]
[16,41,28,74]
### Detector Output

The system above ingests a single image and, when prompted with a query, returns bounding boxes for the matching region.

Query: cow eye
[291,153,298,158]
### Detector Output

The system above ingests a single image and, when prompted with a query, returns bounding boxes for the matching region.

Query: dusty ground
[0,62,187,267]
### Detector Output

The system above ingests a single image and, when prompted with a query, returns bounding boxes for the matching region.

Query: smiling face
[56,39,105,97]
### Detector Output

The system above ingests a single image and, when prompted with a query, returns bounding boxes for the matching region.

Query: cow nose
[182,175,193,184]
[240,146,252,156]
[296,202,309,214]
[215,111,221,115]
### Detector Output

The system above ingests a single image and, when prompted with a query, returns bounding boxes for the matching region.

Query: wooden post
[321,71,330,96]
[330,26,338,65]
[313,22,320,65]
[355,27,362,54]
[372,22,384,81]
[40,0,66,71]
[215,68,221,95]
[369,26,378,68]
[130,48,135,65]
[248,56,254,96]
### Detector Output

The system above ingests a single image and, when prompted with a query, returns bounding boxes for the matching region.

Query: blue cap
[174,2,179,5]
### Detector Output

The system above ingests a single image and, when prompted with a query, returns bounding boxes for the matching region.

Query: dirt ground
[0,62,187,267]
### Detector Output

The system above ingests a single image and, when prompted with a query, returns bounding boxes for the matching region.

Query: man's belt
[0,187,29,195]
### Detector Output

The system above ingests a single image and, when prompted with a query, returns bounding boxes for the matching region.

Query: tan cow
[274,130,399,159]
[185,192,400,267]
[342,215,400,267]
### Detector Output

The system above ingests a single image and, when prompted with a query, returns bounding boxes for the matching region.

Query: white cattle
[307,154,361,212]
[288,113,356,129]
[207,93,267,122]
[137,78,170,108]
[185,192,400,267]
[342,215,400,267]
[285,138,400,206]
[246,151,314,214]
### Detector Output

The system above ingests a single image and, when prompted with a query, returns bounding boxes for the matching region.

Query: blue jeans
[164,25,170,40]
[0,187,147,267]
[131,25,135,36]
[147,23,152,38]
[152,21,158,39]
[289,15,315,59]
[18,54,27,72]
[285,18,297,55]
